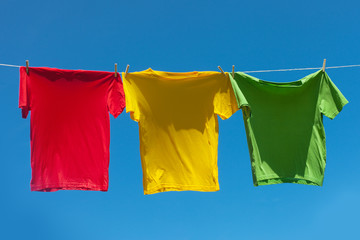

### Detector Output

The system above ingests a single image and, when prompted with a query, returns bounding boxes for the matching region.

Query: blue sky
[0,0,359,239]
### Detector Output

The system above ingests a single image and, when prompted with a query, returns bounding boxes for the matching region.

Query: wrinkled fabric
[230,70,348,186]
[19,67,125,191]
[123,69,238,194]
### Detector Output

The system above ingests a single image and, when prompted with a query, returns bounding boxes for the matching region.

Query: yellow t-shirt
[122,69,238,194]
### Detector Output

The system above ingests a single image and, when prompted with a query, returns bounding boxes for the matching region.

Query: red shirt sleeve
[107,75,126,118]
[19,66,31,119]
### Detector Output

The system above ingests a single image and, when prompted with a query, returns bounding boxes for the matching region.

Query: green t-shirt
[229,70,348,186]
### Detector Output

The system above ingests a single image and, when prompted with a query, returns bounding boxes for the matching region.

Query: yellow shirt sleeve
[213,73,239,120]
[122,72,141,122]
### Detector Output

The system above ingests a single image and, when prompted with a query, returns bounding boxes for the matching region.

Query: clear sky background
[0,0,359,239]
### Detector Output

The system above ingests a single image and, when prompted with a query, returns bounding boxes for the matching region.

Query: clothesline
[1,62,360,73]
[18,66,349,193]
[243,64,360,73]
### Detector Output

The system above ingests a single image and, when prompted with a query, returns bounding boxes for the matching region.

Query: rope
[0,63,22,68]
[243,64,360,73]
[1,63,360,72]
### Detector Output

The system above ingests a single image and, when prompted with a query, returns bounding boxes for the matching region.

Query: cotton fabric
[123,69,238,194]
[229,70,348,186]
[19,67,125,191]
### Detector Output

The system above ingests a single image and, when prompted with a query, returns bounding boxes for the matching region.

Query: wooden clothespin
[322,59,326,72]
[114,63,118,77]
[232,65,235,78]
[26,60,29,74]
[125,64,130,77]
[218,66,225,75]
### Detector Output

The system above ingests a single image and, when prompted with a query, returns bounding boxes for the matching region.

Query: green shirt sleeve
[229,73,250,116]
[319,72,348,119]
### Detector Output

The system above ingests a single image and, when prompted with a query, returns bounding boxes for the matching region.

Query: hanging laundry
[229,70,348,186]
[19,67,125,191]
[122,69,238,194]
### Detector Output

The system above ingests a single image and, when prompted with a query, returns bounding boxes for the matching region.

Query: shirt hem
[31,182,108,192]
[144,183,220,195]
[254,175,323,186]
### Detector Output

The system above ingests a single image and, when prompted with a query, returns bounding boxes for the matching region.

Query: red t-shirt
[19,67,125,192]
